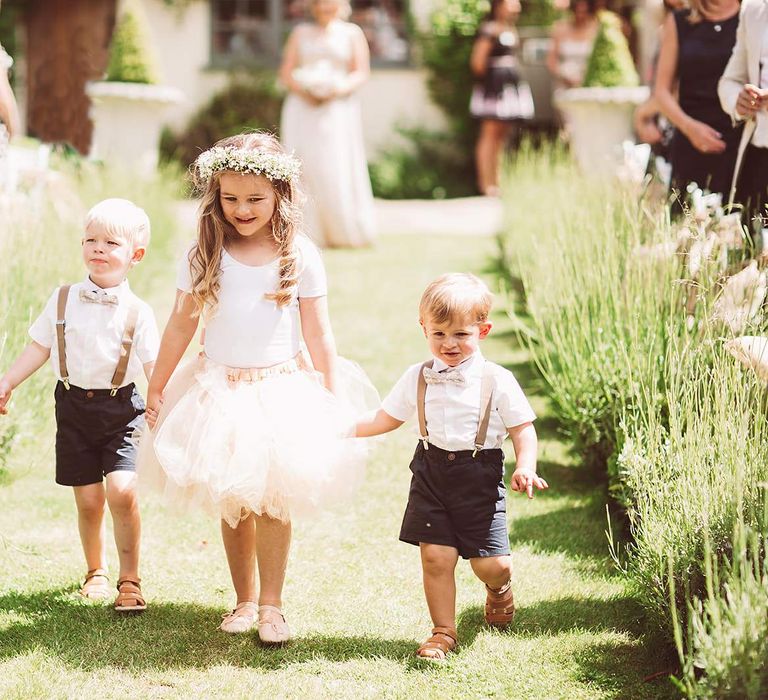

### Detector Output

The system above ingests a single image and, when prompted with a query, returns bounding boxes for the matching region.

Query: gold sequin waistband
[200,352,311,385]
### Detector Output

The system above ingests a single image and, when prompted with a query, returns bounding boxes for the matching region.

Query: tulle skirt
[137,353,377,527]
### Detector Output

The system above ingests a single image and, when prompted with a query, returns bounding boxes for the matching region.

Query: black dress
[470,23,534,122]
[669,10,742,198]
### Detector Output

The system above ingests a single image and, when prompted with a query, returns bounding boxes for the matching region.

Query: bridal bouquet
[292,60,347,99]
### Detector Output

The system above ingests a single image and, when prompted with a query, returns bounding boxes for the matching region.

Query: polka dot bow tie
[422,366,466,386]
[79,289,119,306]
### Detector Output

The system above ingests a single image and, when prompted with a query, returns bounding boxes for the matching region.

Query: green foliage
[671,518,768,699]
[160,73,282,170]
[583,11,639,88]
[418,0,488,151]
[518,0,559,27]
[105,1,158,84]
[369,128,475,199]
[500,144,768,697]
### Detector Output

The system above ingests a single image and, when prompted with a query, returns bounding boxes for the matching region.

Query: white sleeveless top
[177,235,327,368]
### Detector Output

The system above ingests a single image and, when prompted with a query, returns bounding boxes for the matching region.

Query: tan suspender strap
[473,362,495,457]
[416,360,433,449]
[110,305,139,396]
[55,285,71,389]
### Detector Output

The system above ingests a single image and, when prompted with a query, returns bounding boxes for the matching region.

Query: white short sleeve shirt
[29,278,160,390]
[177,235,327,368]
[382,352,536,452]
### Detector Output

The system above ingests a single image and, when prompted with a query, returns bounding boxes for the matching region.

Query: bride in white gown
[279,0,377,248]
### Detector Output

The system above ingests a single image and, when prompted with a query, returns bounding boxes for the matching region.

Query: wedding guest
[279,0,376,248]
[547,0,599,92]
[470,0,534,197]
[718,0,768,234]
[654,0,741,200]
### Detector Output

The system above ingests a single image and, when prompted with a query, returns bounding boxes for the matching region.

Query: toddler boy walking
[356,273,547,659]
[0,198,159,611]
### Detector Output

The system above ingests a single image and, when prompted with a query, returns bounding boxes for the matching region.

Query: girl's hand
[145,390,163,429]
[510,468,548,499]
[0,379,12,415]
[736,84,767,119]
[683,119,726,155]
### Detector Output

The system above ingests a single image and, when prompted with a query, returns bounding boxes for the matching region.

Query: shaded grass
[0,233,676,698]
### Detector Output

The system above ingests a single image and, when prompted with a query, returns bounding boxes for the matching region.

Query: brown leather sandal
[114,577,147,613]
[416,626,457,661]
[79,569,111,601]
[485,580,515,628]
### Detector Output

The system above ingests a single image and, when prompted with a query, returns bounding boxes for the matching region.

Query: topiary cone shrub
[582,11,639,88]
[105,0,158,84]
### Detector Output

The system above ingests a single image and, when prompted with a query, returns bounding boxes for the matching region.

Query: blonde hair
[419,273,494,325]
[189,132,304,317]
[84,198,151,249]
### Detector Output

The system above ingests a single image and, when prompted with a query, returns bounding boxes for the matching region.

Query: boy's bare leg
[73,482,107,574]
[420,543,459,629]
[105,471,141,581]
[221,513,258,604]
[470,554,513,589]
[253,514,291,609]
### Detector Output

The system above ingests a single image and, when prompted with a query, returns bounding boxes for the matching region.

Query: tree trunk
[24,0,117,153]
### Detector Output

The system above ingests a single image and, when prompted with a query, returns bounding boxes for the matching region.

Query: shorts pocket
[130,391,146,413]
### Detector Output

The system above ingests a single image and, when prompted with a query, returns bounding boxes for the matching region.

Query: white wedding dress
[281,23,376,248]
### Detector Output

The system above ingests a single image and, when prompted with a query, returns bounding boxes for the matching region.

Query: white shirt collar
[431,351,485,375]
[82,276,131,298]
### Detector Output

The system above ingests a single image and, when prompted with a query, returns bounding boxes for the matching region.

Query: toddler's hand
[0,380,12,415]
[145,391,163,429]
[511,468,548,499]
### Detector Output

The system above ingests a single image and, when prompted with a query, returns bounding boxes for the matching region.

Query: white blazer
[718,0,768,203]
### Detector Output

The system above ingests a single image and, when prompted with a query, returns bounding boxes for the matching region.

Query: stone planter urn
[555,85,650,177]
[86,81,183,174]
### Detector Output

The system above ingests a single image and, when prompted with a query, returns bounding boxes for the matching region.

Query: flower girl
[139,132,373,643]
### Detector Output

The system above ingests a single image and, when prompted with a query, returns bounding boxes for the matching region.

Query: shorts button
[426,522,431,527]
[86,391,94,399]
[447,453,455,461]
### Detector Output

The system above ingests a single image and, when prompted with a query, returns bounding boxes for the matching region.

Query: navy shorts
[399,442,511,559]
[54,381,146,487]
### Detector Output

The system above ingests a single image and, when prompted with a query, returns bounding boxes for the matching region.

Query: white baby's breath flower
[195,147,301,183]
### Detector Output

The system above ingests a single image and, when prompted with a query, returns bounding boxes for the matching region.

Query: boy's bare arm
[507,422,547,498]
[0,341,51,414]
[142,361,155,383]
[355,409,404,438]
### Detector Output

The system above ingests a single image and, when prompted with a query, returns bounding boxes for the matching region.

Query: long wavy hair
[188,132,304,317]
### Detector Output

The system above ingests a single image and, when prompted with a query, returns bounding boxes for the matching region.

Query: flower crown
[195,146,301,183]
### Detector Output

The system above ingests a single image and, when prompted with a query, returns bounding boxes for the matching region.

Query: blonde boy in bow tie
[0,198,159,612]
[355,272,546,661]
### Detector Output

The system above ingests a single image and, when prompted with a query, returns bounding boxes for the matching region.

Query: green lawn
[0,234,676,699]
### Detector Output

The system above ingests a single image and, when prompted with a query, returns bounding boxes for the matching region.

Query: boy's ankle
[486,578,512,595]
